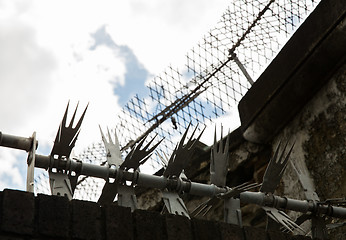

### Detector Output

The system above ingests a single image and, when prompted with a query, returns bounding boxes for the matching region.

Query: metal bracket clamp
[117,184,138,211]
[26,132,37,193]
[49,171,73,200]
[229,51,254,85]
[224,197,242,226]
[162,191,190,219]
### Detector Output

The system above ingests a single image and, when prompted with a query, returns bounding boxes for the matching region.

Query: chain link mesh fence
[35,0,320,201]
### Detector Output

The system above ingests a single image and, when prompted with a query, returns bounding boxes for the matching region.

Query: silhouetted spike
[73,103,89,131]
[163,124,204,178]
[51,102,88,159]
[193,125,206,145]
[61,101,70,128]
[69,102,79,128]
[142,134,157,150]
[178,122,191,149]
[69,129,81,147]
[146,137,164,156]
[121,134,163,171]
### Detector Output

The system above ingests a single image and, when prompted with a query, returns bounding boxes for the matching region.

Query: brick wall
[0,189,311,240]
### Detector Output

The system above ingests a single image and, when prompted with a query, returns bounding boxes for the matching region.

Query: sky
[0,0,232,191]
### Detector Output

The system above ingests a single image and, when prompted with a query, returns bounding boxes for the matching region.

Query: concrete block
[133,209,165,240]
[1,189,35,235]
[37,194,70,238]
[192,218,221,240]
[218,222,244,240]
[243,226,267,240]
[71,200,103,240]
[267,230,291,240]
[291,235,312,240]
[104,204,133,240]
[165,214,193,240]
[0,235,27,240]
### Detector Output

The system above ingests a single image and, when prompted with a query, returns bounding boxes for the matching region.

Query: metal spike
[291,160,319,202]
[163,124,205,178]
[218,182,261,199]
[210,125,230,187]
[51,102,88,159]
[99,126,122,167]
[260,140,294,193]
[191,197,219,217]
[121,134,163,171]
[263,207,305,234]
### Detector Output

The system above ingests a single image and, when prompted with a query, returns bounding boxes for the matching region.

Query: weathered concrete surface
[238,0,346,144]
[273,63,346,238]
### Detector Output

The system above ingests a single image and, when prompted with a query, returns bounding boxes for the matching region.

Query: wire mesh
[35,0,320,201]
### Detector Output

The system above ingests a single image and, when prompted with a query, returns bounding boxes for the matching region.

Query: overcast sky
[0,0,231,191]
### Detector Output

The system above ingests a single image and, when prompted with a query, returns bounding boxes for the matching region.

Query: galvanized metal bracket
[224,197,242,226]
[49,171,73,200]
[117,184,138,211]
[311,215,328,240]
[162,190,190,219]
[229,51,254,85]
[26,132,36,193]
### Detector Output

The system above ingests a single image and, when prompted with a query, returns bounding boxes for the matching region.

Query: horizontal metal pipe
[189,182,224,197]
[240,192,346,219]
[35,154,114,180]
[32,154,346,218]
[80,162,110,180]
[136,172,168,189]
[0,132,37,152]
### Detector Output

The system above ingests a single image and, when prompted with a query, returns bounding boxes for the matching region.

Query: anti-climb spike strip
[51,102,88,159]
[1,125,346,235]
[13,0,328,229]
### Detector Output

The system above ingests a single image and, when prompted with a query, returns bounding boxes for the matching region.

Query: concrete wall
[0,189,310,240]
[272,63,346,239]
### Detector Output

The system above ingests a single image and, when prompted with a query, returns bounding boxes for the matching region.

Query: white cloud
[0,149,25,190]
[0,18,56,135]
[0,0,230,191]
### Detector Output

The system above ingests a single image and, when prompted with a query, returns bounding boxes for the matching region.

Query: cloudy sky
[0,0,231,191]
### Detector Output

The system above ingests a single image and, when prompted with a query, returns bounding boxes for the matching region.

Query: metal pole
[229,52,254,85]
[0,131,37,152]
